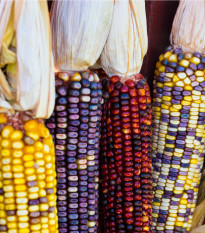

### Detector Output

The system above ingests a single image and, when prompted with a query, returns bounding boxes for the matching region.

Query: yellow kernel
[17,204,28,211]
[12,165,24,173]
[181,100,190,106]
[26,175,37,182]
[70,73,81,82]
[184,96,192,101]
[43,144,50,154]
[168,54,177,62]
[14,179,25,185]
[159,66,165,73]
[164,51,172,59]
[176,81,184,87]
[14,172,24,178]
[172,104,182,110]
[0,113,7,124]
[176,221,183,227]
[12,150,23,158]
[2,165,11,172]
[38,174,45,180]
[16,192,27,198]
[5,204,16,211]
[173,75,180,82]
[28,205,39,212]
[7,216,17,222]
[34,152,43,159]
[25,168,35,175]
[40,204,49,211]
[34,141,43,152]
[41,229,49,233]
[179,59,189,67]
[24,120,38,131]
[19,229,29,233]
[36,160,45,166]
[161,104,169,110]
[184,85,193,91]
[39,189,46,197]
[18,216,29,222]
[12,141,24,149]
[7,222,17,229]
[1,149,11,157]
[23,154,34,162]
[10,130,23,141]
[26,130,39,141]
[37,181,45,189]
[30,224,41,231]
[15,185,27,192]
[5,198,15,204]
[190,57,200,65]
[28,193,39,199]
[164,82,174,87]
[1,139,11,148]
[24,161,35,168]
[1,126,14,138]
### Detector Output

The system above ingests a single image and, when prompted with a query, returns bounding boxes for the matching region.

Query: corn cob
[100,74,152,233]
[0,112,58,233]
[46,71,102,233]
[152,46,205,232]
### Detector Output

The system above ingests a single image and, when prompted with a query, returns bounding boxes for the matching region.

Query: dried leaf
[170,0,205,52]
[51,0,114,71]
[0,0,55,118]
[0,69,14,100]
[100,0,148,77]
[190,225,205,233]
[191,200,205,230]
[0,43,16,67]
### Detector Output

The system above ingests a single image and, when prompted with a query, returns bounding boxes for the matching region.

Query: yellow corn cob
[0,112,58,233]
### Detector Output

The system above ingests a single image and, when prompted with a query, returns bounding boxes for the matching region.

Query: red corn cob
[100,74,153,233]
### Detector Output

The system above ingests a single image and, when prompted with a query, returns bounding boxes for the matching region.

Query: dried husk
[170,0,205,53]
[190,225,205,233]
[0,0,55,119]
[191,200,205,230]
[51,0,114,72]
[100,0,148,77]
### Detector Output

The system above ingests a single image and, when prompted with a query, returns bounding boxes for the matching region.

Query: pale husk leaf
[100,0,148,77]
[0,0,55,119]
[51,0,114,72]
[170,0,205,53]
[190,225,205,233]
[191,200,205,230]
[0,0,13,49]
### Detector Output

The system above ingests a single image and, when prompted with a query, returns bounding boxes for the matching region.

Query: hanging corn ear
[99,1,152,231]
[46,71,103,232]
[0,113,58,233]
[152,0,205,232]
[0,0,57,232]
[50,0,114,232]
[100,74,152,232]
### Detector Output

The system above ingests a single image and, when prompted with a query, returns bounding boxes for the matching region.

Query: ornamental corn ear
[46,71,102,232]
[0,113,58,233]
[152,0,205,231]
[99,0,152,231]
[49,0,113,231]
[100,74,152,232]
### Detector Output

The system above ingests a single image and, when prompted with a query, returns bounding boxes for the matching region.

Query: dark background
[47,1,179,92]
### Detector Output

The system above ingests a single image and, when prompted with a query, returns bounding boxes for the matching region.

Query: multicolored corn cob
[46,71,102,233]
[100,74,152,232]
[0,112,58,233]
[152,46,205,232]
